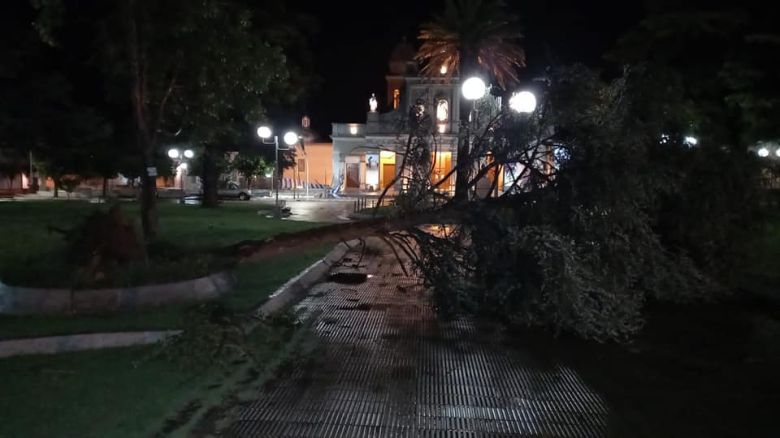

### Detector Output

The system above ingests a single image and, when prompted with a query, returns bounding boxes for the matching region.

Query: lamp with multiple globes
[166,147,195,191]
[256,125,303,218]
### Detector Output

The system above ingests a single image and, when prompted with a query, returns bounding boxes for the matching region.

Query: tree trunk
[53,179,59,198]
[453,50,479,202]
[102,177,108,199]
[126,0,158,240]
[139,146,159,239]
[202,144,219,208]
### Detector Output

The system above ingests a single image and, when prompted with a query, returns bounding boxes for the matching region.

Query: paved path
[227,244,610,437]
[252,197,356,223]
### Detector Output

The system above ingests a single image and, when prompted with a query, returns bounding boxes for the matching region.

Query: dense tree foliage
[387,3,775,339]
[26,0,311,236]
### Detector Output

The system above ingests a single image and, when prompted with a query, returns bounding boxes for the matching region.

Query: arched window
[392,89,401,109]
[436,99,449,122]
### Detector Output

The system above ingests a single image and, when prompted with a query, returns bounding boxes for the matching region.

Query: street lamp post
[167,148,195,193]
[461,79,539,197]
[460,77,487,199]
[257,126,298,218]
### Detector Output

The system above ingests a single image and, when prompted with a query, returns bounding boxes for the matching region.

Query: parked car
[218,181,252,200]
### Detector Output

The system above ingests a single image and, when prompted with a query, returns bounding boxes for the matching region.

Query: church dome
[389,38,417,75]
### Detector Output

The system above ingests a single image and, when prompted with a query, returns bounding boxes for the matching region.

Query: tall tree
[31,0,292,234]
[607,3,776,281]
[416,0,526,202]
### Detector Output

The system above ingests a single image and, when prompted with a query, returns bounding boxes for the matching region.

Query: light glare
[509,91,537,114]
[283,131,299,146]
[462,77,486,100]
[167,148,179,159]
[257,126,272,139]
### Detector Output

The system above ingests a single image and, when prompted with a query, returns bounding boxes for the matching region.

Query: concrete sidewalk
[225,243,611,437]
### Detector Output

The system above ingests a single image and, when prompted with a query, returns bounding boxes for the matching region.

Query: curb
[0,330,182,359]
[0,242,354,359]
[255,240,355,316]
[0,271,236,316]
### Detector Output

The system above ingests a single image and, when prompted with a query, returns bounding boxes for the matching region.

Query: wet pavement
[251,197,356,223]
[227,243,610,437]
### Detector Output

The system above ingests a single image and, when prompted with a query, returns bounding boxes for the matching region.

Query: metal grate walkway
[228,246,609,437]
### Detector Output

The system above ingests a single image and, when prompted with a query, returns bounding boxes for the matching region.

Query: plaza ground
[0,202,778,437]
[206,240,780,437]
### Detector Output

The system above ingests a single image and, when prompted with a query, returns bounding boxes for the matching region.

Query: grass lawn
[0,202,335,437]
[0,244,332,339]
[0,200,321,288]
[0,316,301,438]
[0,200,332,339]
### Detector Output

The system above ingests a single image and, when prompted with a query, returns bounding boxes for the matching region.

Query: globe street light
[509,90,537,114]
[283,131,299,147]
[757,147,769,157]
[462,77,487,101]
[257,126,298,218]
[167,147,195,193]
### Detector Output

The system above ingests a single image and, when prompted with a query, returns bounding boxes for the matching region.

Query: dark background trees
[19,0,313,238]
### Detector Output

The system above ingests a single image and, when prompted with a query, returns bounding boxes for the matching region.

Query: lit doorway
[431,151,452,192]
[380,151,396,189]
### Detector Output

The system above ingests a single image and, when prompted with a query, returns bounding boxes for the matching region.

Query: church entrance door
[346,163,360,189]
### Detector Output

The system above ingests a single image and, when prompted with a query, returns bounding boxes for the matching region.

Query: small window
[393,89,401,109]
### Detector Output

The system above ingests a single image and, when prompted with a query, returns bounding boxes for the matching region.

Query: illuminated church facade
[330,40,461,194]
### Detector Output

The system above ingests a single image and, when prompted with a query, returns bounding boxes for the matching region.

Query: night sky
[298,0,645,137]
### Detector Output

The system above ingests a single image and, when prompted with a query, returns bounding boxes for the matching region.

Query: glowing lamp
[509,91,537,114]
[462,77,486,100]
[283,131,298,146]
[257,126,272,139]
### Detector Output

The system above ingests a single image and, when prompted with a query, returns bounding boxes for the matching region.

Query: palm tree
[416,0,525,202]
[415,0,525,89]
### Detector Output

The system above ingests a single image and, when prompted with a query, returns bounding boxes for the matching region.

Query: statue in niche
[436,99,449,122]
[369,93,378,112]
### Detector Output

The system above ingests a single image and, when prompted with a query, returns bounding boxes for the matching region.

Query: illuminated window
[392,89,400,109]
[436,99,449,122]
[301,115,311,128]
